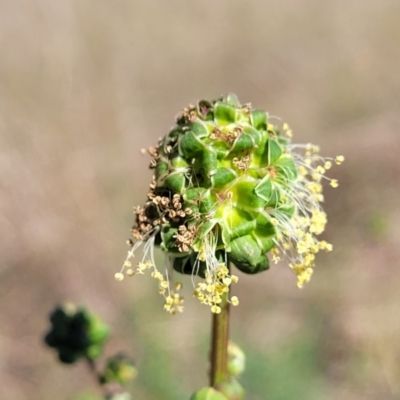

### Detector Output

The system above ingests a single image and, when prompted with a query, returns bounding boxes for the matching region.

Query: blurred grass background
[1,1,400,399]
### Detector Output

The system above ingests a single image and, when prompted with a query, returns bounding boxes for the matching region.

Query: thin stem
[210,267,230,386]
[85,357,120,399]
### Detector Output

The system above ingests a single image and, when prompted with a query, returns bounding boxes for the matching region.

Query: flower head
[117,94,343,312]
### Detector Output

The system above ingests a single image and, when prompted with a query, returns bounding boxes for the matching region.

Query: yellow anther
[223,277,232,286]
[211,305,222,314]
[160,281,169,289]
[231,296,239,306]
[114,272,124,281]
[335,155,345,165]
[330,179,339,188]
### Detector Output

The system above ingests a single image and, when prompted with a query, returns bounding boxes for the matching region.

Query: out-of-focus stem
[210,275,230,386]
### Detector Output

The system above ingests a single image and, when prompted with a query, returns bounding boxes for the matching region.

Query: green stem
[210,271,230,386]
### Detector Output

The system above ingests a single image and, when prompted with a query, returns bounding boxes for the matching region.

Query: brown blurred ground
[1,1,400,399]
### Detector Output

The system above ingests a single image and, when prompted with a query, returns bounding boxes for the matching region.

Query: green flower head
[117,94,343,314]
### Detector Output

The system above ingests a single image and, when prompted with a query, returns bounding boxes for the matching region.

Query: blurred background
[1,1,400,399]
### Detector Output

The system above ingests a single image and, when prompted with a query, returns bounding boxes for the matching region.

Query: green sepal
[160,225,181,254]
[164,172,186,193]
[179,131,207,157]
[173,253,207,278]
[243,125,262,147]
[267,138,283,165]
[196,220,216,239]
[190,387,229,400]
[211,167,237,189]
[230,132,255,153]
[214,102,237,126]
[172,255,191,275]
[211,141,230,159]
[276,201,296,218]
[254,175,273,202]
[198,190,217,213]
[274,154,297,181]
[229,235,269,274]
[184,187,207,201]
[252,232,275,253]
[255,212,276,234]
[203,148,218,176]
[223,207,256,238]
[232,180,266,210]
[265,186,280,207]
[252,133,268,162]
[190,121,209,137]
[250,109,267,131]
[171,156,189,170]
[155,160,169,181]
